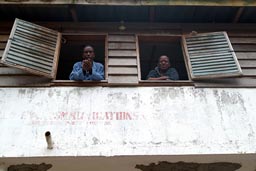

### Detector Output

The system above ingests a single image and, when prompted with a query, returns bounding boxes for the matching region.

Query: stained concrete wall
[0,87,255,157]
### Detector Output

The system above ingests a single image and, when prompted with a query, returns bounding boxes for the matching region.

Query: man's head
[82,45,95,62]
[158,55,170,71]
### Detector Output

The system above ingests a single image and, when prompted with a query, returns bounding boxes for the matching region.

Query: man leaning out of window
[69,45,104,81]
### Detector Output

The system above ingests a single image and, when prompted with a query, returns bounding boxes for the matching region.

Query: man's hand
[82,59,92,71]
[159,76,169,80]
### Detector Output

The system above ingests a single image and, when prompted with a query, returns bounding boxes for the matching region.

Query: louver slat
[0,18,61,79]
[183,32,242,79]
[107,34,138,84]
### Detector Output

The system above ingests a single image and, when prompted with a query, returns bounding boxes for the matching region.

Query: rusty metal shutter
[183,32,242,80]
[1,18,61,79]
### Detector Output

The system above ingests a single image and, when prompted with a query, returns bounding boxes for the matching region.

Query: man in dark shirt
[69,45,104,81]
[147,55,179,80]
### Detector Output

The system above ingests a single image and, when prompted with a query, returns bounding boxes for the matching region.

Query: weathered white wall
[0,87,256,158]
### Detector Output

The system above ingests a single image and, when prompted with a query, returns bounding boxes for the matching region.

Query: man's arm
[147,70,168,80]
[91,63,104,81]
[168,68,179,80]
[69,62,84,80]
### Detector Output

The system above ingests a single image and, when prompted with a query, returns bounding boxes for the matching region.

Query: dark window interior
[56,35,106,80]
[139,36,189,80]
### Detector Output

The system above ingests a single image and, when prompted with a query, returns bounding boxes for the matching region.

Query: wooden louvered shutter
[183,32,242,80]
[1,18,61,79]
[107,34,139,84]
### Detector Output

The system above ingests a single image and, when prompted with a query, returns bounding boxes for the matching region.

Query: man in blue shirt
[147,55,179,80]
[69,45,104,81]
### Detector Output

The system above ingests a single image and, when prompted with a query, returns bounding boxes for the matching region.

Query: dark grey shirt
[147,67,179,80]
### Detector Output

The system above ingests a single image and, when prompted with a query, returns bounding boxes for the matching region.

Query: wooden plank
[233,45,256,52]
[108,35,135,42]
[0,75,50,87]
[0,43,6,49]
[108,42,136,50]
[108,50,137,57]
[238,60,256,68]
[52,32,62,79]
[230,37,256,44]
[194,77,256,88]
[236,52,256,60]
[136,35,141,80]
[108,75,138,84]
[226,32,256,37]
[0,67,30,75]
[108,58,137,66]
[105,34,109,80]
[0,50,3,57]
[233,7,244,23]
[241,68,256,76]
[0,35,9,42]
[108,67,138,74]
[2,0,256,6]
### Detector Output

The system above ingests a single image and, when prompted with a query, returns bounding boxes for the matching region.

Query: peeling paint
[0,87,256,158]
[135,161,241,171]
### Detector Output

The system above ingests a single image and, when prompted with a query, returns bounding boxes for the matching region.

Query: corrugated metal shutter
[183,32,242,80]
[0,18,61,79]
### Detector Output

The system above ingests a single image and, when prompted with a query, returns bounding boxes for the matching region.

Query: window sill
[51,80,108,86]
[50,80,194,87]
[139,80,194,86]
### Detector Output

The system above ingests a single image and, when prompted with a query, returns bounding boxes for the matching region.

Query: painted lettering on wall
[30,111,145,125]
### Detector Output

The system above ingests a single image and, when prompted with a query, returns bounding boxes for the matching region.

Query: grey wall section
[0,87,255,157]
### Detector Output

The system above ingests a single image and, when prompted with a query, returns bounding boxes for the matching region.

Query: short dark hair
[83,45,94,51]
[158,55,170,62]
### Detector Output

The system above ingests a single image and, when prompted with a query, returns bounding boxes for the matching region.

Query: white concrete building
[0,1,256,171]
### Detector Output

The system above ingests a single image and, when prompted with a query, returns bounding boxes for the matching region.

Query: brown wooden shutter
[183,32,242,80]
[107,34,139,84]
[1,18,61,79]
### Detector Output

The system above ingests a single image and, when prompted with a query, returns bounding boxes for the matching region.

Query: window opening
[56,35,106,80]
[138,36,189,80]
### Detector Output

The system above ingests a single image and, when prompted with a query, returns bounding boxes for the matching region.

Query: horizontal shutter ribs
[185,31,242,79]
[6,55,52,74]
[15,30,56,47]
[10,44,54,60]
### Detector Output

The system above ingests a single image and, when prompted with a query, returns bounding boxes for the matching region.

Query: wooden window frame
[1,18,62,79]
[137,34,193,86]
[53,33,108,84]
[182,31,243,80]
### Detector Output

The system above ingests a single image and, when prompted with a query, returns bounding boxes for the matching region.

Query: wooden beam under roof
[1,0,256,6]
[233,7,245,23]
[69,5,79,22]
